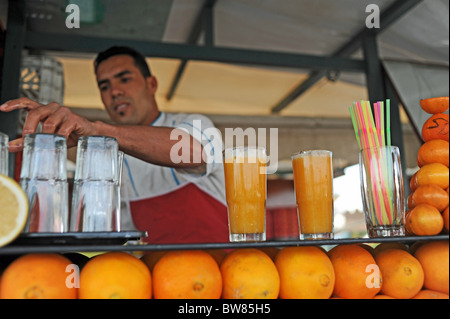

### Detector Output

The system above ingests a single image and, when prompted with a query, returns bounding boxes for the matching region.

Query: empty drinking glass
[20,133,69,232]
[0,132,8,176]
[70,136,123,232]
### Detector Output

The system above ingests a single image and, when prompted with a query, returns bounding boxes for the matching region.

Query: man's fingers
[0,98,42,111]
[56,120,78,147]
[8,138,24,153]
[22,103,61,135]
[41,105,71,134]
[2,100,94,150]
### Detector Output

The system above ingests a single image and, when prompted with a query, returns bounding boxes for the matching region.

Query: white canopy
[1,0,448,171]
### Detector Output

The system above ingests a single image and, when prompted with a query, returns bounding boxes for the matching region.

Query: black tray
[10,231,148,246]
[1,234,447,256]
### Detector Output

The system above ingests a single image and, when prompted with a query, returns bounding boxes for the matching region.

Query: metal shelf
[1,235,448,255]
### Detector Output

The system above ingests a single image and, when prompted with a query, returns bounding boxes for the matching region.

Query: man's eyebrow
[97,70,133,86]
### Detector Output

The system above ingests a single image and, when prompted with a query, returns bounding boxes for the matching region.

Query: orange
[404,211,414,236]
[0,174,29,248]
[153,250,222,299]
[420,97,449,114]
[79,252,151,299]
[409,172,418,192]
[421,113,449,142]
[358,243,375,255]
[205,249,228,266]
[412,289,449,299]
[443,206,449,233]
[375,249,424,299]
[407,204,444,236]
[63,252,90,270]
[0,255,19,276]
[328,244,381,299]
[413,241,449,294]
[140,251,167,272]
[407,193,415,210]
[275,246,334,299]
[373,294,396,299]
[258,247,280,261]
[408,241,424,255]
[221,248,279,299]
[411,184,449,212]
[0,253,77,299]
[373,242,409,256]
[413,163,449,190]
[417,140,449,168]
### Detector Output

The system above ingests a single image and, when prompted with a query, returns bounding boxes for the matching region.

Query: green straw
[380,101,385,147]
[349,105,361,149]
[386,99,391,147]
[361,101,375,149]
[366,101,380,149]
[384,99,395,222]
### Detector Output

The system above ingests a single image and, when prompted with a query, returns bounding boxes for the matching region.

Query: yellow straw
[360,101,385,224]
[349,105,362,149]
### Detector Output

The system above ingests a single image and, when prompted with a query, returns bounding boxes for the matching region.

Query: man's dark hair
[94,46,152,78]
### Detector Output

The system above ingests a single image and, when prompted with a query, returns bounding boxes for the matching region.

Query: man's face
[95,55,156,125]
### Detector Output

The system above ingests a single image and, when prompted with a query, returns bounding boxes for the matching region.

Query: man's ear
[146,75,158,94]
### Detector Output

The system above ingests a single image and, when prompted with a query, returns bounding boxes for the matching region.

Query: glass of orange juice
[292,150,334,240]
[223,146,267,242]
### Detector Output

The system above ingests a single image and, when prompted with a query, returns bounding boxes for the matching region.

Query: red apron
[130,183,229,244]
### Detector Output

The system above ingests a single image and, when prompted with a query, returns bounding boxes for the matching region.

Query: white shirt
[120,112,226,230]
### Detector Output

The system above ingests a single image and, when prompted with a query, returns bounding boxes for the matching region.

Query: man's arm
[0,98,205,169]
[94,121,205,168]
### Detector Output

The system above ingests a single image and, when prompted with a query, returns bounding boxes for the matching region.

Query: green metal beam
[0,0,26,178]
[24,31,365,72]
[271,0,424,114]
[167,0,217,101]
[363,34,385,104]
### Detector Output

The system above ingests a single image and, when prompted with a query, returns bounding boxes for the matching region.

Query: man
[0,46,229,244]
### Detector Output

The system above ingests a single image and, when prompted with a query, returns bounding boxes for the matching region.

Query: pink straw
[375,102,382,145]
[357,102,384,224]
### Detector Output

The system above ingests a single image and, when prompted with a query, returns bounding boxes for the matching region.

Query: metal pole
[363,33,408,199]
[271,0,424,113]
[385,74,408,198]
[0,0,26,178]
[362,33,385,104]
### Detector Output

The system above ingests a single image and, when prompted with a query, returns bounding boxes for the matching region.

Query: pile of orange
[152,250,222,299]
[276,246,334,299]
[79,252,152,299]
[222,248,279,299]
[0,242,448,299]
[407,97,449,236]
[0,253,77,299]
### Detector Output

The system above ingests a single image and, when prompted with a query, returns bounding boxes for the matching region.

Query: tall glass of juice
[224,146,267,242]
[292,150,334,240]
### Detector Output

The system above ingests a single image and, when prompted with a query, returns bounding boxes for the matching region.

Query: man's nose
[111,83,124,98]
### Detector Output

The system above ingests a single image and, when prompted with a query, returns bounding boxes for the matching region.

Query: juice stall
[0,0,448,304]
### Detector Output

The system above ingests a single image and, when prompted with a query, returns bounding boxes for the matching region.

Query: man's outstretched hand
[0,97,97,152]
